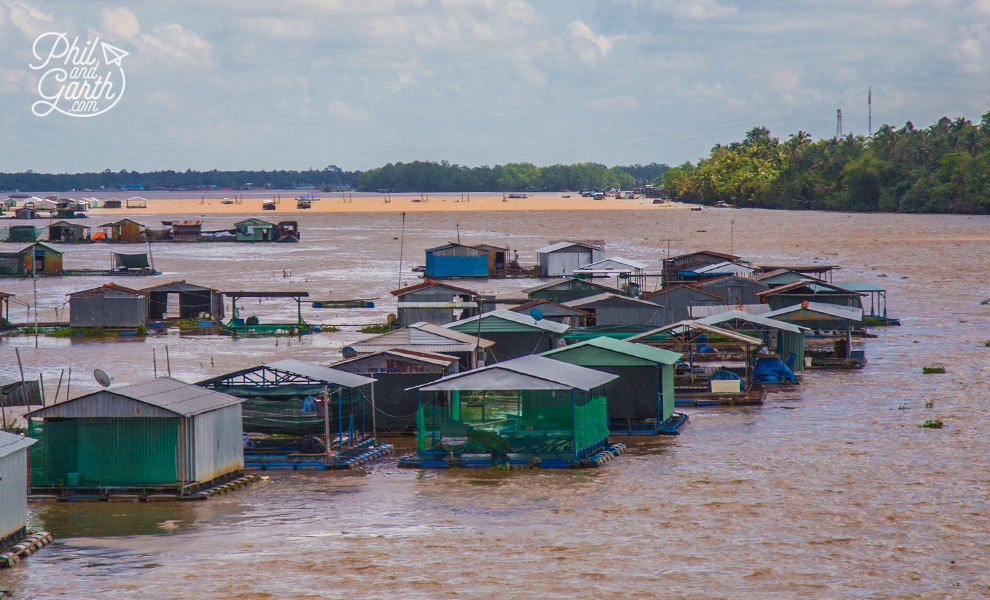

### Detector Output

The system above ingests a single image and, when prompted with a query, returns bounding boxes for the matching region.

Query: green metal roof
[543,336,682,366]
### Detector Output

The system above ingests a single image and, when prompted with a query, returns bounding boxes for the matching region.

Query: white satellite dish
[94,369,112,388]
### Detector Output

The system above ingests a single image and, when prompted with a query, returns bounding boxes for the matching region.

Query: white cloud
[236,17,317,39]
[5,0,53,38]
[0,67,35,95]
[328,100,376,127]
[568,20,626,65]
[139,22,215,66]
[651,0,739,20]
[101,6,140,39]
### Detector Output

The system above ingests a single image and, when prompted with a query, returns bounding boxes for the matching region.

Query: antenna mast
[836,109,843,139]
[868,87,872,136]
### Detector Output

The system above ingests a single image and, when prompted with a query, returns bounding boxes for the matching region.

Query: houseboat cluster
[0,238,898,567]
[1,216,300,245]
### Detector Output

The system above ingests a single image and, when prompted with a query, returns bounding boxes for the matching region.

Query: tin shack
[0,431,36,553]
[392,280,483,326]
[26,378,244,496]
[536,241,605,277]
[143,280,224,321]
[445,309,569,362]
[234,218,276,242]
[424,243,491,278]
[69,283,148,328]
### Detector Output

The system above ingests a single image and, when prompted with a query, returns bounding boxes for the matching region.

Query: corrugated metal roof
[0,430,36,458]
[535,241,600,254]
[698,310,808,333]
[411,355,618,392]
[689,304,771,318]
[831,282,887,292]
[509,299,592,317]
[330,348,458,368]
[446,309,569,333]
[353,321,495,350]
[397,301,478,308]
[524,277,619,294]
[390,280,479,297]
[693,261,755,275]
[68,282,146,297]
[263,359,375,388]
[623,320,764,346]
[574,257,648,271]
[765,302,863,322]
[756,279,862,296]
[141,280,218,293]
[543,336,682,365]
[27,377,241,418]
[563,293,661,309]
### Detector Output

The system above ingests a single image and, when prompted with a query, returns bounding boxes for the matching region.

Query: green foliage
[46,327,120,338]
[920,419,944,429]
[0,165,359,192]
[359,323,396,334]
[660,115,990,214]
[922,366,946,374]
[356,161,649,192]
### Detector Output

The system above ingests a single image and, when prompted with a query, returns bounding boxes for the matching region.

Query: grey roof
[831,282,887,292]
[141,280,219,294]
[573,257,648,271]
[353,322,495,352]
[524,277,619,294]
[410,355,618,392]
[0,430,36,458]
[765,302,864,322]
[330,348,458,369]
[535,241,600,254]
[263,359,375,388]
[693,261,755,274]
[26,377,242,419]
[563,292,661,309]
[445,309,570,333]
[698,310,808,333]
[623,320,765,346]
[397,301,478,308]
[689,303,771,318]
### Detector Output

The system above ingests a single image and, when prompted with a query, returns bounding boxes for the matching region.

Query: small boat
[263,200,276,210]
[221,198,234,205]
[296,193,318,209]
[508,193,528,199]
[561,194,571,199]
[690,207,703,211]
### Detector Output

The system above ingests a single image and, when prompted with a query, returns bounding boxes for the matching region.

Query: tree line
[661,114,990,214]
[355,161,668,192]
[0,166,360,193]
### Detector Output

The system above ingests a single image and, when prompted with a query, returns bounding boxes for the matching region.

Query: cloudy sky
[1,0,989,173]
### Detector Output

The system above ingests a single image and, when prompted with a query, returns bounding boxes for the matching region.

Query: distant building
[391,280,483,325]
[525,277,622,304]
[564,293,665,327]
[69,283,148,328]
[536,241,605,276]
[693,275,768,305]
[234,218,276,242]
[0,431,36,553]
[424,243,491,278]
[643,284,725,325]
[48,221,90,243]
[98,218,144,242]
[0,242,63,276]
[171,220,203,242]
[142,280,224,321]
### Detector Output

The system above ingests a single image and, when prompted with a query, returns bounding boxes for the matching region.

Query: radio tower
[868,87,872,136]
[836,109,843,139]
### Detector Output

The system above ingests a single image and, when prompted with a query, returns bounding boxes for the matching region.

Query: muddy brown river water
[1,206,988,599]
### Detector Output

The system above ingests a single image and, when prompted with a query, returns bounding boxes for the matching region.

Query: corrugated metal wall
[540,249,592,276]
[397,306,454,326]
[425,254,489,277]
[70,297,148,327]
[0,448,29,545]
[191,404,243,483]
[594,306,665,327]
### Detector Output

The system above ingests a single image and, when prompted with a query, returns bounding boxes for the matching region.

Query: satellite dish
[529,308,544,322]
[94,369,112,388]
[342,346,358,359]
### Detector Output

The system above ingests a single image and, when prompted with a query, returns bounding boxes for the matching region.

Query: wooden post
[322,386,330,460]
[370,381,377,443]
[65,366,71,402]
[53,369,63,405]
[165,345,172,377]
[16,348,28,408]
[39,372,46,407]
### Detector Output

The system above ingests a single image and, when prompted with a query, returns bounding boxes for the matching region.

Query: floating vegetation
[984,340,990,347]
[922,366,946,374]
[359,323,396,334]
[920,419,944,429]
[924,399,935,409]
[46,327,123,338]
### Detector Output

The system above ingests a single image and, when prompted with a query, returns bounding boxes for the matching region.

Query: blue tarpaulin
[711,370,741,380]
[754,357,796,383]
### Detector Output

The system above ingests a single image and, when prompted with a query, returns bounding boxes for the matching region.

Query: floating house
[47,221,90,243]
[765,302,866,368]
[662,250,741,285]
[625,320,767,404]
[445,309,569,362]
[687,261,756,280]
[275,221,300,242]
[111,252,154,272]
[0,242,63,276]
[98,218,144,242]
[103,198,123,209]
[752,268,811,287]
[573,257,648,293]
[234,218,276,242]
[542,337,684,435]
[171,220,203,242]
[143,280,224,321]
[564,293,665,327]
[8,225,41,241]
[642,284,725,325]
[525,277,622,304]
[0,431,36,553]
[26,378,243,496]
[197,360,376,449]
[508,299,591,328]
[13,207,36,220]
[694,275,769,305]
[330,349,459,432]
[351,321,495,370]
[471,243,508,273]
[536,241,605,276]
[68,283,148,328]
[697,309,808,372]
[756,279,865,310]
[833,282,898,325]
[755,263,838,283]
[391,281,483,326]
[404,354,620,468]
[424,243,491,278]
